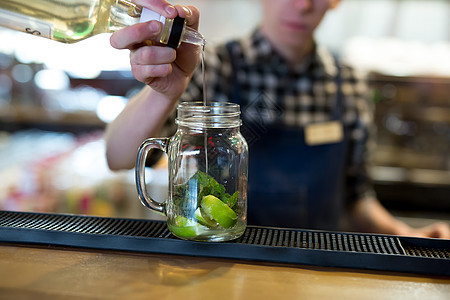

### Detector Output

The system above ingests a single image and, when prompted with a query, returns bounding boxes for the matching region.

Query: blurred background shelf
[0,101,105,128]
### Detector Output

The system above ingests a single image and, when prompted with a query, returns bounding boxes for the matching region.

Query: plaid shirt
[175,29,375,207]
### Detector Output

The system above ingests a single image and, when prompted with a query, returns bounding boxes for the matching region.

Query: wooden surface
[0,243,449,299]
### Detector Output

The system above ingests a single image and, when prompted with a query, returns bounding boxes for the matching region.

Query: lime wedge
[195,207,217,228]
[201,195,237,228]
[168,215,201,238]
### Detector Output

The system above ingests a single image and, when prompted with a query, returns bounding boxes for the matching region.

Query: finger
[174,5,200,30]
[416,222,450,239]
[429,222,450,239]
[131,46,176,66]
[110,21,162,50]
[131,64,172,83]
[133,0,177,18]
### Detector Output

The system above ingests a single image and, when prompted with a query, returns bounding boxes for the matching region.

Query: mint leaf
[223,191,239,208]
[189,170,225,201]
[176,170,238,211]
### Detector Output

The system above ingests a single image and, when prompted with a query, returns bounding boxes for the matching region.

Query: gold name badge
[305,121,343,146]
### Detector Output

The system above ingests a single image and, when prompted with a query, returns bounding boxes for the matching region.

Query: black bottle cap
[167,16,185,48]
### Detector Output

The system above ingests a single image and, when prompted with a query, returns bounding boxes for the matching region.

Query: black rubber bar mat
[0,210,448,276]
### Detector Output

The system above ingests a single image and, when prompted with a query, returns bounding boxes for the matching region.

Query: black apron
[227,42,348,230]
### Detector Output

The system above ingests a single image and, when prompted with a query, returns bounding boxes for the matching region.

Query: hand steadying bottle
[0,0,205,47]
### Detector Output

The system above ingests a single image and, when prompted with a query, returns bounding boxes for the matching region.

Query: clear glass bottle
[136,102,249,242]
[0,0,205,47]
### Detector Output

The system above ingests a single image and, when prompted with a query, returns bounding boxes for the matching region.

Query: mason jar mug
[136,102,248,242]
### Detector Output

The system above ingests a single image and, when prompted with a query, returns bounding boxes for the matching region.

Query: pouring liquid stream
[201,45,209,175]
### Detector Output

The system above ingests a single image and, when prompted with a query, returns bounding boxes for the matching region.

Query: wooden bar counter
[0,243,448,299]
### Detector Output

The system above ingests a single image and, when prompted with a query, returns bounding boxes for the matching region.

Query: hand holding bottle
[110,1,202,101]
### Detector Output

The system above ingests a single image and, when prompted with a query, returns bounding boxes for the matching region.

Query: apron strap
[332,55,344,120]
[225,41,242,105]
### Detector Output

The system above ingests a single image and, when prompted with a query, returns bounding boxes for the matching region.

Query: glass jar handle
[135,137,170,214]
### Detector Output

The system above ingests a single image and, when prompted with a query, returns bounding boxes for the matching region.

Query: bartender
[104,0,449,238]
